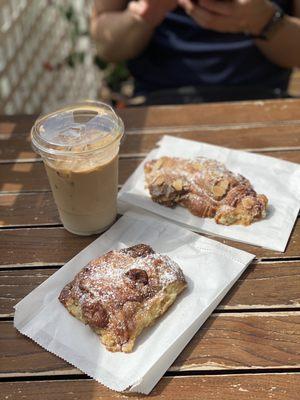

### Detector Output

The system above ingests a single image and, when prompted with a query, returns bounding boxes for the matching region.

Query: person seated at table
[90,0,300,104]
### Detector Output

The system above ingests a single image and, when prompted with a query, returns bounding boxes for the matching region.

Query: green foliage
[105,62,130,92]
[48,2,131,97]
[94,55,108,71]
[56,4,88,46]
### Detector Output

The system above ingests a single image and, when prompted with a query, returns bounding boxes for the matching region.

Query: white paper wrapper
[119,135,300,252]
[14,211,254,394]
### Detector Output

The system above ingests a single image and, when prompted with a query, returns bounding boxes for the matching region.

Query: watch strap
[246,6,285,40]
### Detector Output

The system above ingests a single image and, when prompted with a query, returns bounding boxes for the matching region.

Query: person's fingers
[189,7,236,32]
[178,0,196,14]
[128,0,148,14]
[128,0,148,17]
[198,0,234,16]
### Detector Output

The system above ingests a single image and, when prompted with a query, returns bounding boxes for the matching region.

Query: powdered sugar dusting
[146,156,247,197]
[77,250,183,303]
[63,244,185,321]
[144,156,267,225]
[59,244,186,350]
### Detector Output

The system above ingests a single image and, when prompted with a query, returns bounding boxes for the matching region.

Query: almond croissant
[144,157,268,226]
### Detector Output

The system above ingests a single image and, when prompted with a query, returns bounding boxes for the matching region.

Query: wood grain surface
[0,219,299,268]
[2,99,300,133]
[117,99,300,127]
[1,312,300,377]
[1,262,299,317]
[2,99,300,163]
[1,149,300,197]
[0,158,136,194]
[1,374,299,400]
[1,101,300,398]
[0,192,59,227]
[0,228,94,268]
[2,123,300,162]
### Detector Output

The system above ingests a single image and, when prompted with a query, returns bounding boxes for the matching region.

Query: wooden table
[1,99,300,400]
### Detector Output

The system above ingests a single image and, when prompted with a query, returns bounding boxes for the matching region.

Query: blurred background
[0,0,133,115]
[0,0,299,114]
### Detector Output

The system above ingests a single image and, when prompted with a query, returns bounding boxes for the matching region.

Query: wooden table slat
[0,158,136,194]
[0,192,58,228]
[2,123,300,163]
[0,228,93,268]
[1,313,300,377]
[2,99,300,133]
[3,100,300,163]
[0,149,300,198]
[1,374,300,400]
[1,218,300,268]
[1,262,300,317]
[117,99,300,128]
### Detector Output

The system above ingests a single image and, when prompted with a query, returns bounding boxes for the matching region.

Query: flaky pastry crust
[59,244,187,352]
[144,157,268,226]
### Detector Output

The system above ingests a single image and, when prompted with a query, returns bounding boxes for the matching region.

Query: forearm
[180,0,300,69]
[91,8,154,62]
[256,14,300,68]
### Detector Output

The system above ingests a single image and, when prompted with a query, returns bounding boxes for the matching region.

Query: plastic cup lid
[31,101,124,157]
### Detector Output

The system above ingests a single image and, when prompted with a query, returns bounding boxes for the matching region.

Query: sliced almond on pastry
[172,179,183,191]
[213,179,229,198]
[155,159,164,169]
[153,175,165,186]
[193,162,203,171]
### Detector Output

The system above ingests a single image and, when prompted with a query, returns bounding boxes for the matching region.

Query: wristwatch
[246,5,285,40]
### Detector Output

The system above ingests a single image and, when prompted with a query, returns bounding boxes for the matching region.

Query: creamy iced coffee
[31,102,124,235]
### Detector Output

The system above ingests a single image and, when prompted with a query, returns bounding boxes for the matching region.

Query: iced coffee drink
[31,102,124,235]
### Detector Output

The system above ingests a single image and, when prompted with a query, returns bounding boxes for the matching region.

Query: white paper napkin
[14,211,254,394]
[118,135,300,252]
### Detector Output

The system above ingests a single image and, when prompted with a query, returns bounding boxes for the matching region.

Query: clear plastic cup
[31,101,124,236]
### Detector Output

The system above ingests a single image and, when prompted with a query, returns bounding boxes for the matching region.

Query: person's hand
[178,0,276,35]
[128,0,178,28]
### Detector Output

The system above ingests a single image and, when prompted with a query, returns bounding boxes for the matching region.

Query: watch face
[267,8,285,38]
